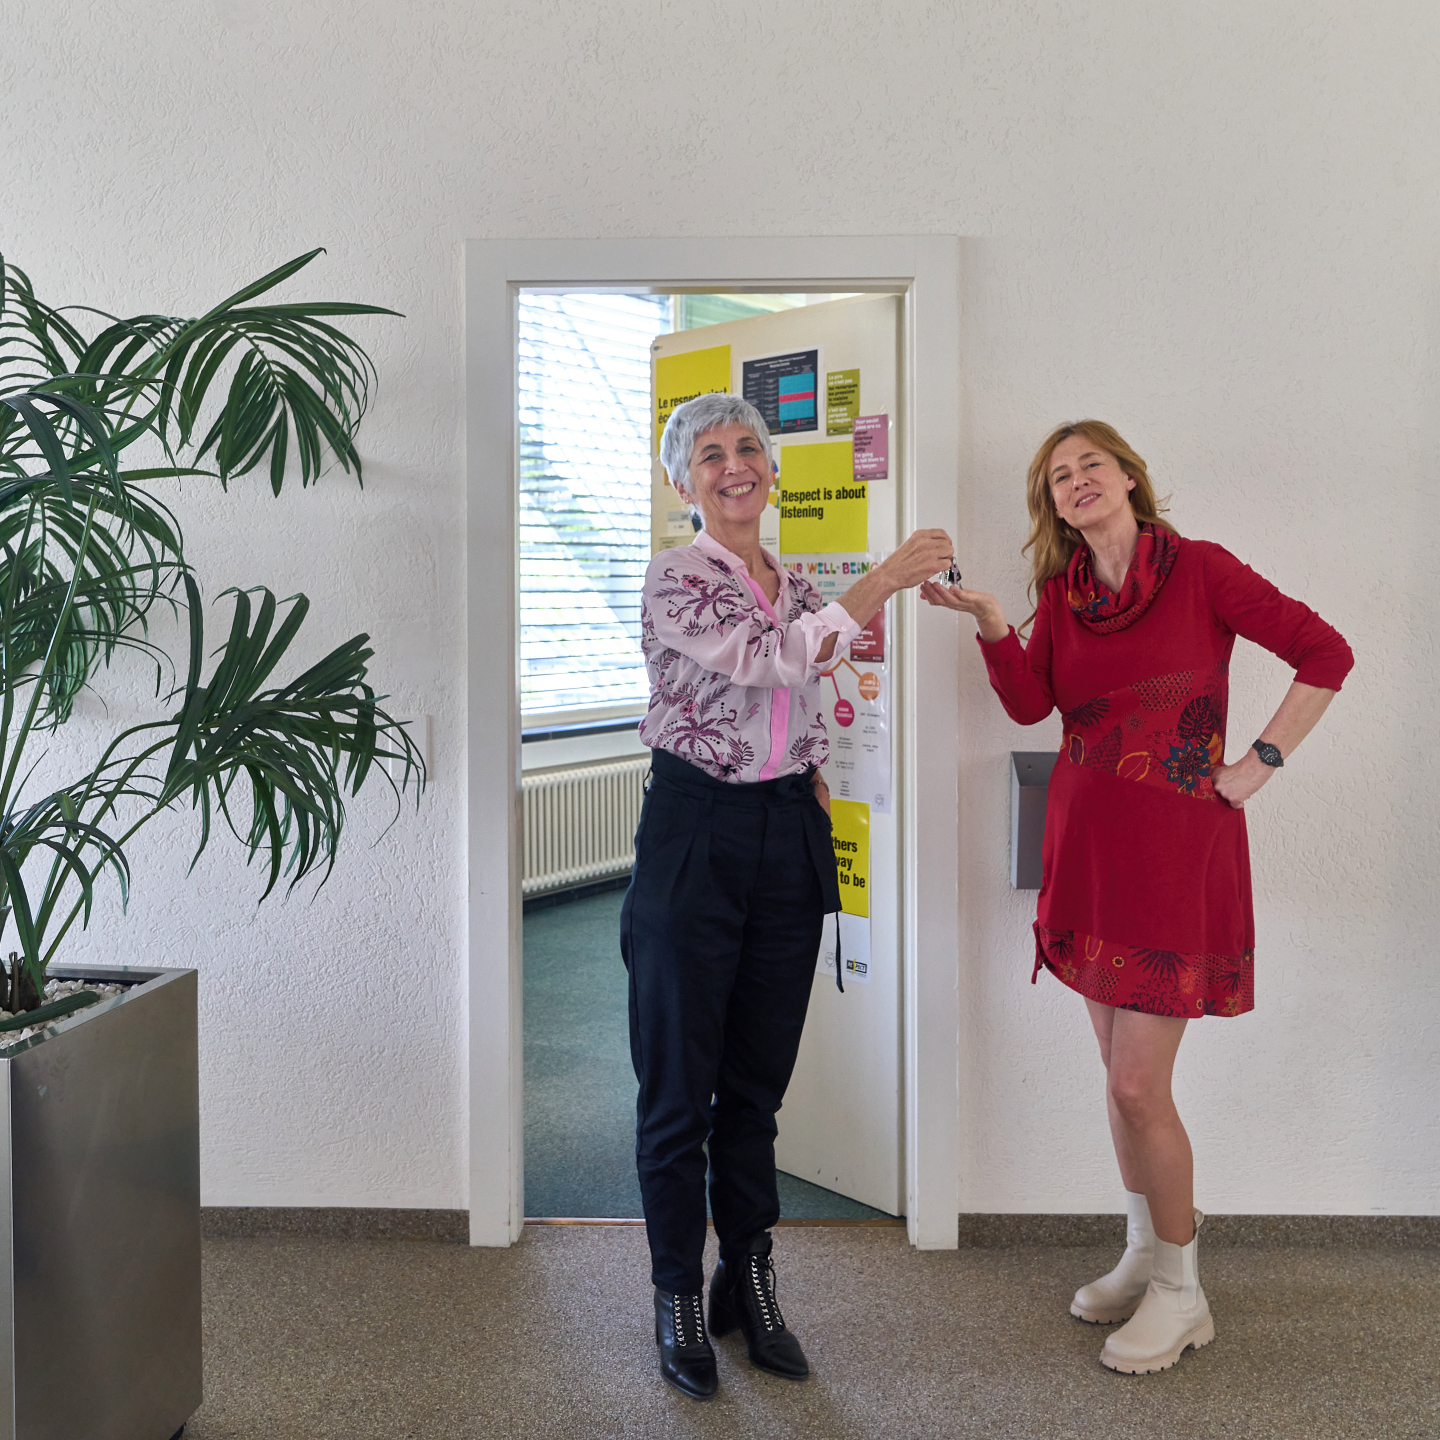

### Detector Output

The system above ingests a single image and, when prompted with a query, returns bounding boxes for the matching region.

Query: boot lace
[745,1254,787,1333]
[672,1290,705,1348]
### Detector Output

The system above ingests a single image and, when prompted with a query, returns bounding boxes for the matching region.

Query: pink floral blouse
[638,531,861,783]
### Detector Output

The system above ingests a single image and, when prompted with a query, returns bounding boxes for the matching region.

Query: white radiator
[521,757,650,896]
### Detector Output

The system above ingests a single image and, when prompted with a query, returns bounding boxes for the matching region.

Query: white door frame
[465,236,962,1250]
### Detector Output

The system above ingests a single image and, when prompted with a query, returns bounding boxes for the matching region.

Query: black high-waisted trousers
[620,748,839,1294]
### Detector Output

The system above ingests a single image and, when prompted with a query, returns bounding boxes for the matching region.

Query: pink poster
[852,414,889,479]
[850,606,885,663]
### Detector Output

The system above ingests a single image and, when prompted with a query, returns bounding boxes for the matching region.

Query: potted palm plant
[0,249,422,1440]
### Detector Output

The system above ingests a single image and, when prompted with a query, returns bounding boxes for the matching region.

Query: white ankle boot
[1071,1191,1154,1323]
[1101,1210,1214,1374]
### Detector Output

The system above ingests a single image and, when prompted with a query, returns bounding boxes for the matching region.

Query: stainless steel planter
[0,965,200,1440]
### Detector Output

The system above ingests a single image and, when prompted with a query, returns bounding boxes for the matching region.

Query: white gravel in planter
[0,978,128,1049]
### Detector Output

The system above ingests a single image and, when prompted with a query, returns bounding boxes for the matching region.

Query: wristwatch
[1251,740,1284,768]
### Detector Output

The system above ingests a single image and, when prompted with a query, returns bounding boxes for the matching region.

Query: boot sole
[1100,1317,1215,1374]
[1070,1299,1141,1324]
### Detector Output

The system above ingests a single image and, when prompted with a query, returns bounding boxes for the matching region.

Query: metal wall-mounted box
[1010,751,1058,889]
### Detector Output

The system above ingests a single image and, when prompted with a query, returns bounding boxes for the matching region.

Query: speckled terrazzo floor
[523,886,891,1220]
[185,1227,1439,1439]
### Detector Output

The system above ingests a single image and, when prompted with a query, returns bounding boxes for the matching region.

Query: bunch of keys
[930,563,963,587]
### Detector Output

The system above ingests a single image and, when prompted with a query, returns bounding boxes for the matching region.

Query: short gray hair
[659,392,773,501]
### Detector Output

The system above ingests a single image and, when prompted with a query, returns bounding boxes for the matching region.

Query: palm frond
[0,250,412,1008]
[155,579,422,900]
[0,475,187,726]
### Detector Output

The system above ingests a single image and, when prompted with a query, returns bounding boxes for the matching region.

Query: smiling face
[1046,432,1136,534]
[683,423,772,533]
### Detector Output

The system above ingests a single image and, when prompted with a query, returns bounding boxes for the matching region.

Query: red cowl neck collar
[1066,523,1179,634]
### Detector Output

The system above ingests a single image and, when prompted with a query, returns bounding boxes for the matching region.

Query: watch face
[1253,741,1284,767]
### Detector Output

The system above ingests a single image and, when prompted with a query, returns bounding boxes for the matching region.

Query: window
[517,291,858,721]
[518,293,669,718]
[673,293,808,329]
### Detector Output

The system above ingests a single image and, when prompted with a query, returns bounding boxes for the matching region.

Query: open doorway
[517,289,897,1221]
[465,236,963,1250]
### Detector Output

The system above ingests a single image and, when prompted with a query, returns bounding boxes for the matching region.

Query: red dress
[979,536,1353,1019]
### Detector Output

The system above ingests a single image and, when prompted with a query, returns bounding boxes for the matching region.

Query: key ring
[930,562,962,587]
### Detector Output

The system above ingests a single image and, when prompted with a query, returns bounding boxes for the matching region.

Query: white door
[651,295,905,1215]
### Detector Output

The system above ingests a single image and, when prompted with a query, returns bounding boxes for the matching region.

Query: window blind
[518,293,670,716]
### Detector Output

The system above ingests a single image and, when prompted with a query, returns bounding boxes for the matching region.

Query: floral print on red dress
[1061,661,1229,802]
[1034,924,1254,1018]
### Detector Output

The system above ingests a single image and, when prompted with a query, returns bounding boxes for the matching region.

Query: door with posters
[651,295,904,1216]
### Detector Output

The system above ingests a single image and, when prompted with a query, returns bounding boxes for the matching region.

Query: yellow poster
[654,345,732,461]
[777,441,867,553]
[830,798,870,918]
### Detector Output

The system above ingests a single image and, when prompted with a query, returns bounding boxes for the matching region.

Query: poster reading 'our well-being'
[776,425,892,815]
[779,546,892,815]
[820,649,890,813]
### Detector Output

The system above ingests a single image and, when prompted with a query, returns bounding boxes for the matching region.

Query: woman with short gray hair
[625,391,952,1400]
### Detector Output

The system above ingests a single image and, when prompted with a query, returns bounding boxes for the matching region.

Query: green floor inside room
[523,886,893,1222]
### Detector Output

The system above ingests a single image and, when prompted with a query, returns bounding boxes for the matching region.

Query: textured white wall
[4,0,1435,1213]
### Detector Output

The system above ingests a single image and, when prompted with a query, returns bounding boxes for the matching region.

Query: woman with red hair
[923,421,1352,1374]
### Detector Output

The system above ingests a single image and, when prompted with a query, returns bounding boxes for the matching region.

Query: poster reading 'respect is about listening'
[777,441,867,553]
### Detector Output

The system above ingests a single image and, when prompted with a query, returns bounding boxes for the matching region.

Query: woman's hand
[1211,751,1275,809]
[919,579,1010,643]
[1211,684,1335,809]
[811,769,832,817]
[835,529,954,632]
[880,529,959,590]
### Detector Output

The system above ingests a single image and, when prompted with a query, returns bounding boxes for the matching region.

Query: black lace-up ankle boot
[653,1287,718,1400]
[708,1241,810,1381]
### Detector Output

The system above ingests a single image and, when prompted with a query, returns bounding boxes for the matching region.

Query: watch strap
[1251,739,1284,768]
